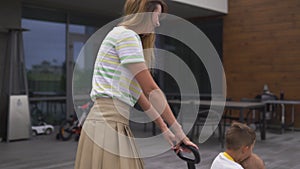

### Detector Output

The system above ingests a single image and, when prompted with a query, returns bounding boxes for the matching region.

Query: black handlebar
[174,142,200,169]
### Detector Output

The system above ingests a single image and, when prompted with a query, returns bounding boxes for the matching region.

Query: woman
[74,0,198,168]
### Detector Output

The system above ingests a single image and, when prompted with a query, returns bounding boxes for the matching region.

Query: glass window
[70,23,98,35]
[22,19,66,96]
[69,24,85,34]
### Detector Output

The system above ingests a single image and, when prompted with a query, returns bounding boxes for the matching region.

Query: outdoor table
[263,100,300,133]
[168,99,267,140]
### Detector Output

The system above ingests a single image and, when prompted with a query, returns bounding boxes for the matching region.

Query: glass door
[66,32,89,117]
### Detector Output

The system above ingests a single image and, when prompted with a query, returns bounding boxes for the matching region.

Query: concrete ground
[1,124,300,169]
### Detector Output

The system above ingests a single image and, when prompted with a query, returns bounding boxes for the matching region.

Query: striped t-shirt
[90,26,145,106]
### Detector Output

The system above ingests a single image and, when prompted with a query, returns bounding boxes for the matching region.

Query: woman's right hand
[173,137,199,154]
[181,137,199,150]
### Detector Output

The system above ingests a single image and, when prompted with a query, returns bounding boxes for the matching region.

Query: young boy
[210,122,256,169]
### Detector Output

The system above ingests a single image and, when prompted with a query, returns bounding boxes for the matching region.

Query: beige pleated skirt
[74,98,144,169]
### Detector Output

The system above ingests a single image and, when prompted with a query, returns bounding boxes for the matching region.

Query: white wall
[172,0,228,14]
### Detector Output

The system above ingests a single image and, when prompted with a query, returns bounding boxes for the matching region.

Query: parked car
[32,122,54,136]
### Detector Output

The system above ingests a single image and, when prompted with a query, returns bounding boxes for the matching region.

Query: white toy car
[31,122,55,136]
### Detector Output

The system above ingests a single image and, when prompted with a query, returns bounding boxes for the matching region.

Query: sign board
[7,95,31,141]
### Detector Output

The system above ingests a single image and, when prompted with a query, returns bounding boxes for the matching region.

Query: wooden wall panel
[223,0,300,127]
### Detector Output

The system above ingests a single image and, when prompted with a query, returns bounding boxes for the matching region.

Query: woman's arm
[137,92,166,130]
[126,62,196,146]
[137,93,176,146]
[126,63,176,125]
[126,63,177,124]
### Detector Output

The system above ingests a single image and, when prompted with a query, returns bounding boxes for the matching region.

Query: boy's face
[237,143,254,163]
[240,153,265,169]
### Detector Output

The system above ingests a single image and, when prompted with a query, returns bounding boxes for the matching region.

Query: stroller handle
[175,142,201,164]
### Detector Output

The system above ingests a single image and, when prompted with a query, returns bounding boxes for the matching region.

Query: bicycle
[56,101,93,141]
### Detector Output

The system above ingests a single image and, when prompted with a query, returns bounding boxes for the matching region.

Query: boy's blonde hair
[225,122,256,150]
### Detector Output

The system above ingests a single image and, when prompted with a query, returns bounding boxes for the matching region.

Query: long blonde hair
[119,0,168,67]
